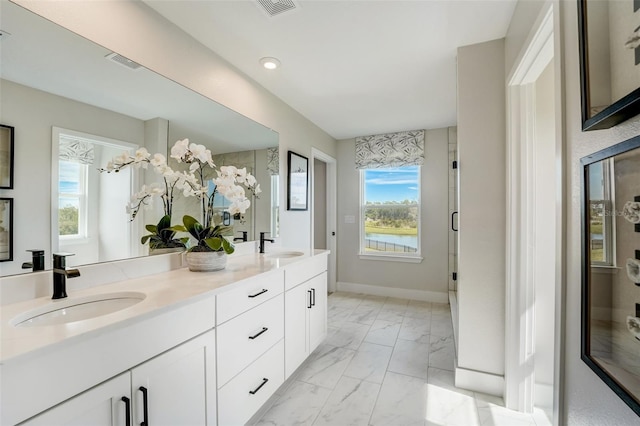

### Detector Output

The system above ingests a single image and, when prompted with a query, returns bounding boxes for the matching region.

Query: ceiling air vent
[256,0,299,17]
[105,52,143,71]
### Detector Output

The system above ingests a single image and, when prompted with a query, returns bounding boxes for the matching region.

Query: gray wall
[456,39,506,377]
[314,158,327,250]
[336,128,449,297]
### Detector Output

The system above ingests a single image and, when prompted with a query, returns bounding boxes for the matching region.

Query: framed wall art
[0,198,13,262]
[287,151,308,211]
[0,124,14,189]
[578,0,640,130]
[581,134,640,416]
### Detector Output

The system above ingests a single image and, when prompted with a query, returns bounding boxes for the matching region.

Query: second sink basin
[11,292,146,328]
[264,251,304,259]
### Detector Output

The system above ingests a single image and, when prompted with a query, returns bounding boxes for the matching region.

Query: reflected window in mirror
[53,128,141,266]
[588,159,616,266]
[271,175,280,237]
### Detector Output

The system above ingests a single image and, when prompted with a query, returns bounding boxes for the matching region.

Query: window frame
[589,158,616,267]
[359,166,423,263]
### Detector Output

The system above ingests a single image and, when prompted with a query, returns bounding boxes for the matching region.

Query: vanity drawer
[216,269,284,324]
[217,294,284,387]
[284,253,327,291]
[218,340,284,426]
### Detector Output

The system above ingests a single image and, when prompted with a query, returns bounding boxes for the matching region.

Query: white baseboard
[455,365,504,397]
[337,281,448,303]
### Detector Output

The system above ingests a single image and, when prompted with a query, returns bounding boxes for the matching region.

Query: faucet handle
[23,249,45,271]
[53,252,75,269]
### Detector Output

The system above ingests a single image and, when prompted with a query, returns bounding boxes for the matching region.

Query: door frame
[504,2,564,422]
[310,148,337,293]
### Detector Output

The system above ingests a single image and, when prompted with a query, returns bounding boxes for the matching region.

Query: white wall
[13,0,337,251]
[0,79,144,276]
[456,39,506,379]
[335,128,449,299]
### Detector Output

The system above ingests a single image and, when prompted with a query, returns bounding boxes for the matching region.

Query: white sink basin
[11,292,146,328]
[264,251,304,259]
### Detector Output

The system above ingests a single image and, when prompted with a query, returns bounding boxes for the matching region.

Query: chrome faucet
[22,249,45,272]
[259,232,275,254]
[52,253,80,300]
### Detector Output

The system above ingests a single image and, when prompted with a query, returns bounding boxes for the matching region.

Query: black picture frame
[581,134,640,417]
[287,151,308,211]
[0,124,14,189]
[0,198,13,262]
[578,0,640,131]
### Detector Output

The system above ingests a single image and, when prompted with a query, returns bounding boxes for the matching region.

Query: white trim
[454,365,504,397]
[337,281,448,303]
[534,382,554,414]
[505,1,558,415]
[310,148,337,294]
[358,254,423,263]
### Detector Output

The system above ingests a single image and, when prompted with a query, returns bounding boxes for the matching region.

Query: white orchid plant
[100,138,260,253]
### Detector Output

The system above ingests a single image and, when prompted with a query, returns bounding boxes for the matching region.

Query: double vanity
[0,249,329,425]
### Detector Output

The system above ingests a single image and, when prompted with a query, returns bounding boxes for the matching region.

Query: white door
[284,282,310,378]
[308,272,328,352]
[130,331,216,426]
[22,373,130,426]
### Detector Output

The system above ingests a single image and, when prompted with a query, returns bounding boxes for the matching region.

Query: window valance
[355,129,424,169]
[59,137,94,165]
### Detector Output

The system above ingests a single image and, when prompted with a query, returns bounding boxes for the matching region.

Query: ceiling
[144,0,517,140]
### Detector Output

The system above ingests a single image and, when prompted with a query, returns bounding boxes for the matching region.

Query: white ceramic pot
[185,251,227,272]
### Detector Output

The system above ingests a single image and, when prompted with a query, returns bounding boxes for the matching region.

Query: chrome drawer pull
[248,289,268,298]
[249,378,269,395]
[249,327,268,340]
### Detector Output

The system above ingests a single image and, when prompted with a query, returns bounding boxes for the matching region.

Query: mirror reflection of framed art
[287,151,308,211]
[581,134,640,417]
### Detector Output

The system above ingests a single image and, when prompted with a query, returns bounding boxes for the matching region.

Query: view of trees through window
[58,160,84,236]
[362,166,420,254]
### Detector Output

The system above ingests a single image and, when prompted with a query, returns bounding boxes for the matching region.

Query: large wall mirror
[0,1,279,275]
[581,135,640,417]
[578,0,640,130]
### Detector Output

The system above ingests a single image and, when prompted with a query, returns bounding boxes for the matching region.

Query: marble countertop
[0,249,328,364]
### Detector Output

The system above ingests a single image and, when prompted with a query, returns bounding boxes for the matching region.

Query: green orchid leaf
[221,237,235,254]
[145,224,157,233]
[157,215,172,231]
[204,237,223,251]
[141,235,152,244]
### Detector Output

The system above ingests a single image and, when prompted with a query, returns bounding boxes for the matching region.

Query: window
[589,159,615,266]
[58,159,88,239]
[360,166,421,259]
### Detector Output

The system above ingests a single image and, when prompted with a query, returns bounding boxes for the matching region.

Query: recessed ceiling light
[260,57,281,70]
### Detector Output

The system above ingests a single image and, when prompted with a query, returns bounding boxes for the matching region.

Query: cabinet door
[308,272,328,353]
[284,282,310,378]
[21,373,130,426]
[131,330,216,426]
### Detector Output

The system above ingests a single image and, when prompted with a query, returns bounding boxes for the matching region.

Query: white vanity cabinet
[20,330,216,426]
[284,255,328,379]
[216,269,285,426]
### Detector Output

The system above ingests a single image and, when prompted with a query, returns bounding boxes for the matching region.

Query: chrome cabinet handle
[249,327,268,340]
[121,396,131,426]
[249,378,269,395]
[248,289,268,298]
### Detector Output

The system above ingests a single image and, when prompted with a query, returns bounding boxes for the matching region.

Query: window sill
[358,253,423,264]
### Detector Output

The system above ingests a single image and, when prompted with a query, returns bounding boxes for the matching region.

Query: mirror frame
[580,133,640,417]
[578,0,640,131]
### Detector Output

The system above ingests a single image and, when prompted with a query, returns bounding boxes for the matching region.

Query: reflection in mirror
[582,136,640,416]
[0,2,278,276]
[579,0,640,129]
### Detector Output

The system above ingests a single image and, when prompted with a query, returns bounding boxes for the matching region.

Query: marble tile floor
[254,292,551,426]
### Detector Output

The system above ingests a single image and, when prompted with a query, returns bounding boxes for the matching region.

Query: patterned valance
[59,137,94,165]
[355,129,424,169]
[267,147,279,175]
